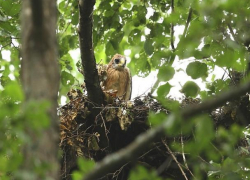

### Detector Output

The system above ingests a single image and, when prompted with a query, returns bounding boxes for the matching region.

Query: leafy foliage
[181,81,200,97]
[1,0,250,179]
[72,158,95,180]
[129,165,164,180]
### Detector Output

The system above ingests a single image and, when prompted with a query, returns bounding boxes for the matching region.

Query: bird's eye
[114,59,120,64]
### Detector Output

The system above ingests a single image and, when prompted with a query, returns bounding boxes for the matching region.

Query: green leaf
[1,81,24,102]
[105,41,115,57]
[110,31,124,50]
[222,157,234,169]
[133,52,151,76]
[194,44,211,59]
[148,111,167,127]
[0,21,18,35]
[71,11,79,25]
[151,51,171,68]
[137,6,147,20]
[195,115,214,150]
[61,71,75,86]
[123,1,131,9]
[150,12,160,21]
[71,172,83,180]
[144,38,154,55]
[1,1,20,16]
[157,66,175,82]
[60,53,74,71]
[186,61,208,79]
[129,165,163,180]
[206,79,230,95]
[128,29,141,45]
[72,158,95,180]
[181,81,200,97]
[157,82,172,98]
[157,98,180,112]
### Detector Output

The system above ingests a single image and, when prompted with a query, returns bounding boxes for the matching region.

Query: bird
[102,54,132,101]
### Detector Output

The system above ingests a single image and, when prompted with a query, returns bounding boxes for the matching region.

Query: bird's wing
[124,67,132,100]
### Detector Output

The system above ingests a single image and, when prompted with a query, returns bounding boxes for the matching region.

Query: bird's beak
[119,57,126,67]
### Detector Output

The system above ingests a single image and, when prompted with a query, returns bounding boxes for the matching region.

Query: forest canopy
[1,0,250,180]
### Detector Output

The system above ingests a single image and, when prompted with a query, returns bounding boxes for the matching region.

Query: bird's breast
[104,68,128,97]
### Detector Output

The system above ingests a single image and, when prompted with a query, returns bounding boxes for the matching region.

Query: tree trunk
[21,0,60,179]
[78,0,104,107]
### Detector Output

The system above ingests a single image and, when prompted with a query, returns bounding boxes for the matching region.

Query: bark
[21,0,60,179]
[78,0,104,106]
[78,0,108,153]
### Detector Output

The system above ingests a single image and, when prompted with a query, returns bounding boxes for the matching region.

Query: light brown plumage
[103,54,132,101]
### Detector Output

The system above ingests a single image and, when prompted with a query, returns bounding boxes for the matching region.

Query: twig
[150,79,160,94]
[170,0,175,51]
[98,110,110,144]
[156,156,173,175]
[210,142,224,162]
[162,139,188,180]
[181,133,188,168]
[180,134,196,179]
[112,163,128,180]
[183,8,193,37]
[175,7,193,53]
[227,23,238,43]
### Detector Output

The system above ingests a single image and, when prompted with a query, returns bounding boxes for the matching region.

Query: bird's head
[110,54,127,70]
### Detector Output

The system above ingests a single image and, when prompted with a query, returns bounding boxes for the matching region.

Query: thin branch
[156,156,173,175]
[180,134,196,179]
[210,142,224,162]
[175,7,193,55]
[181,133,188,168]
[78,0,104,106]
[181,81,250,118]
[227,23,238,43]
[83,80,250,180]
[162,140,189,180]
[150,79,160,94]
[170,0,175,51]
[183,8,193,37]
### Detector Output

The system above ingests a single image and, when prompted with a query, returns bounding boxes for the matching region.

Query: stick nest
[59,86,250,180]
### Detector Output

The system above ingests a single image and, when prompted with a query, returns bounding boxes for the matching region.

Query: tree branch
[227,23,238,43]
[170,0,175,51]
[78,0,104,106]
[83,80,250,180]
[183,8,193,37]
[162,140,189,180]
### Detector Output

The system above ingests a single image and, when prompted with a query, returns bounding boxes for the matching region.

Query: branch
[227,23,238,43]
[78,0,104,106]
[83,80,250,180]
[175,7,193,53]
[181,81,250,118]
[162,140,189,180]
[183,8,193,37]
[170,0,175,51]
